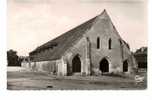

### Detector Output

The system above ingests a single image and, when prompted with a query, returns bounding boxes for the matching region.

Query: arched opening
[123,60,128,72]
[72,55,81,73]
[100,58,109,73]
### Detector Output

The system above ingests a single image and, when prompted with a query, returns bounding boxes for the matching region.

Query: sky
[8,0,147,56]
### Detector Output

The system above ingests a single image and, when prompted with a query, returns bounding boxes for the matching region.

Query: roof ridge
[30,14,98,55]
[29,9,125,61]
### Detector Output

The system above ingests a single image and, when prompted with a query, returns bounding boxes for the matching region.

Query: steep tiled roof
[29,9,120,60]
[29,12,100,60]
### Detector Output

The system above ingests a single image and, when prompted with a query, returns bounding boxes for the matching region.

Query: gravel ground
[7,71,147,90]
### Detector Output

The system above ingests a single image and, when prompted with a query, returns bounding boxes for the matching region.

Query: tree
[135,47,147,54]
[7,49,20,66]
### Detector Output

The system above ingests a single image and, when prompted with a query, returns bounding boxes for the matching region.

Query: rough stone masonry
[22,9,137,76]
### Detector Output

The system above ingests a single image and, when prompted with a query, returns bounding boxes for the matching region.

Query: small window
[97,37,100,49]
[119,39,122,45]
[123,60,128,72]
[108,38,112,49]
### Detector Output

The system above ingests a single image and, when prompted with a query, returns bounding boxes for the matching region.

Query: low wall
[21,60,58,74]
[7,66,25,72]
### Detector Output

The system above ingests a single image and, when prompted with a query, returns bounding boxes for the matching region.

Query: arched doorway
[100,58,109,73]
[123,60,128,72]
[72,55,81,73]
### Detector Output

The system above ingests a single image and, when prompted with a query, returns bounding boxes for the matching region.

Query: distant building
[134,47,147,69]
[22,10,137,76]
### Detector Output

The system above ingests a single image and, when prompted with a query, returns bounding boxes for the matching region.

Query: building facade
[22,10,137,76]
[134,47,147,69]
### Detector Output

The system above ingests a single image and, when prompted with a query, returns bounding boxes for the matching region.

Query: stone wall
[21,60,58,74]
[61,36,90,76]
[58,14,137,76]
[24,12,137,76]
